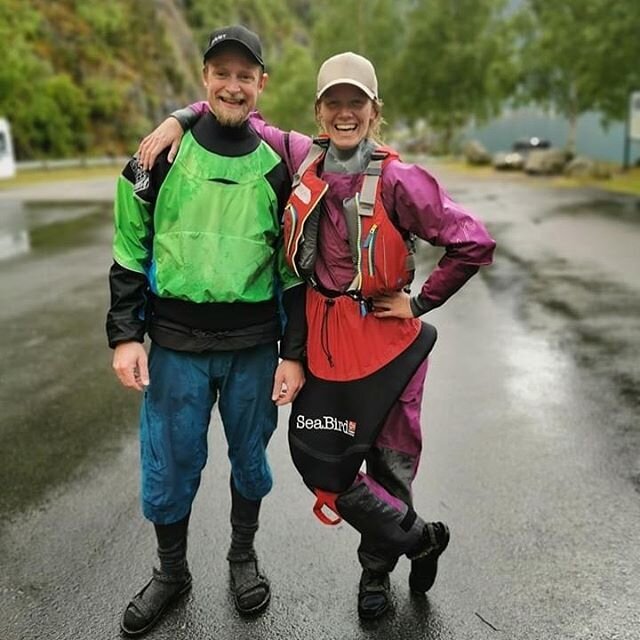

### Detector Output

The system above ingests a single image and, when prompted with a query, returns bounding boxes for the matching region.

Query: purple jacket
[189,103,496,310]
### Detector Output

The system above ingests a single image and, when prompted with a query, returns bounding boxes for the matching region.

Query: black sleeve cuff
[279,284,307,361]
[171,107,200,132]
[410,293,436,317]
[106,262,149,348]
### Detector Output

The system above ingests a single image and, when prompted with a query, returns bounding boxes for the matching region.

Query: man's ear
[202,64,209,87]
[258,72,269,94]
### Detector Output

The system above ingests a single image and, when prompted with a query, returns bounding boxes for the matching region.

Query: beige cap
[316,52,378,100]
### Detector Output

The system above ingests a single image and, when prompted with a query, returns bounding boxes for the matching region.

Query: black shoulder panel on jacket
[121,152,173,208]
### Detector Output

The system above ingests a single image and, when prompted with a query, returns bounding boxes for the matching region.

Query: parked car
[512,137,551,153]
[493,137,552,170]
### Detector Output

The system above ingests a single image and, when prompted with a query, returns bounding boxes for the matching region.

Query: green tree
[0,0,46,157]
[515,0,640,152]
[259,41,317,133]
[392,0,516,152]
[591,1,640,122]
[29,74,90,156]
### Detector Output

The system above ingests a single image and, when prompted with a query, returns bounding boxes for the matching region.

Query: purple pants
[335,358,430,572]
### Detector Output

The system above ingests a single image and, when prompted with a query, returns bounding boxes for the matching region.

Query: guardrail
[16,156,130,171]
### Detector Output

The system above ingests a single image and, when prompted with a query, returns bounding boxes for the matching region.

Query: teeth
[335,124,356,131]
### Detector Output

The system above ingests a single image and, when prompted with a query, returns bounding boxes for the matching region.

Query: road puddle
[0,200,111,260]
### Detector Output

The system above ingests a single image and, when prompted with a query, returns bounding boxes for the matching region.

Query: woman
[138,51,496,620]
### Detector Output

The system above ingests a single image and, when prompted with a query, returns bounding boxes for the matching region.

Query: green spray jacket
[113,130,300,304]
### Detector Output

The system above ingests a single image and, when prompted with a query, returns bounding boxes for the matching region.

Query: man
[106,25,306,636]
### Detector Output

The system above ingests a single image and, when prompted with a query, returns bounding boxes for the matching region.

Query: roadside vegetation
[439,157,640,197]
[555,166,640,196]
[3,157,639,200]
[0,165,121,189]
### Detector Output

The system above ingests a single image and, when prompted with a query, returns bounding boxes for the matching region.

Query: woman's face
[316,84,377,150]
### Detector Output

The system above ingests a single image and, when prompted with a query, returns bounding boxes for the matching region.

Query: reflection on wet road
[0,198,139,516]
[0,200,111,260]
[449,173,640,482]
[0,201,29,260]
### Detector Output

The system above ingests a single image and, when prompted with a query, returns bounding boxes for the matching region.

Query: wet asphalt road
[0,167,639,640]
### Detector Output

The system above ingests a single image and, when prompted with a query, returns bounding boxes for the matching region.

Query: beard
[210,101,249,127]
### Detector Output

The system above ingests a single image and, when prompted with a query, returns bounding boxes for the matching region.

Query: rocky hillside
[0,0,204,158]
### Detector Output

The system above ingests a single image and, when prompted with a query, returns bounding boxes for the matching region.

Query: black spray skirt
[288,322,437,494]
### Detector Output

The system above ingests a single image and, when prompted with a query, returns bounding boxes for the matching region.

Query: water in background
[465,107,640,165]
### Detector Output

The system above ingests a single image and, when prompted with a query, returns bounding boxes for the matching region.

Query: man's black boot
[227,479,270,615]
[121,514,192,637]
[408,521,450,593]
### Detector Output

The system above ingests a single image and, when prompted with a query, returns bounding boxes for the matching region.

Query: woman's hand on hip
[372,290,413,319]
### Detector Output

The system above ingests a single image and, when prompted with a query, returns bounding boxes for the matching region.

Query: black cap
[203,25,264,68]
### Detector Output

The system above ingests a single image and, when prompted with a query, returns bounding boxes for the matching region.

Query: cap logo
[209,33,227,46]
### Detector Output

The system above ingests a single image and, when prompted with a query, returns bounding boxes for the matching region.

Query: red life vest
[283,138,415,299]
[283,138,421,382]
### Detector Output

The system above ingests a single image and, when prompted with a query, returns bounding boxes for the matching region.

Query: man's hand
[137,117,184,171]
[372,290,414,319]
[271,359,305,406]
[112,341,149,391]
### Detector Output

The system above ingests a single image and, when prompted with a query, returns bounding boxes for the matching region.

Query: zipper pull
[362,224,378,248]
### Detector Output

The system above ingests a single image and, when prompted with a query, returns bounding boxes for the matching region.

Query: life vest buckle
[370,149,390,161]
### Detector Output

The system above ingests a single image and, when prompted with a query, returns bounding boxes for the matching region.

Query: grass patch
[594,167,640,196]
[550,166,640,195]
[0,165,122,190]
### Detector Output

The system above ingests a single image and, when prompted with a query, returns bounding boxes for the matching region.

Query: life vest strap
[292,137,329,187]
[307,278,372,312]
[359,157,385,212]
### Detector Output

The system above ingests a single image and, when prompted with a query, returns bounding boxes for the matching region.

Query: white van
[0,118,16,179]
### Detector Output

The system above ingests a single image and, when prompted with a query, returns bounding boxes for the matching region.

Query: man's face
[202,46,267,127]
[316,84,376,150]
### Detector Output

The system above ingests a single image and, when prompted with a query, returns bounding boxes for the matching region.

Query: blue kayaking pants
[139,341,279,524]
